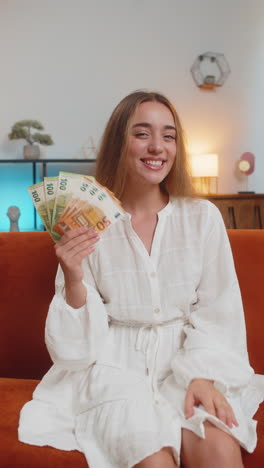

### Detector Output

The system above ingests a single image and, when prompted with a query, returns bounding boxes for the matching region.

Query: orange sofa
[0,231,263,468]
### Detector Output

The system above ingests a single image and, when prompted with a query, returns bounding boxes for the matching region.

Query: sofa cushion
[0,377,263,468]
[0,377,87,468]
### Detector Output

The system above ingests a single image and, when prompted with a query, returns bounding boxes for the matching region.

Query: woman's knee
[182,422,243,467]
[204,423,242,460]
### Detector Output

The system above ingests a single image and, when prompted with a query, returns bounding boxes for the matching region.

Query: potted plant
[8,120,54,159]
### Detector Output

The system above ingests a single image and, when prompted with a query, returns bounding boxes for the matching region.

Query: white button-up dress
[19,198,264,468]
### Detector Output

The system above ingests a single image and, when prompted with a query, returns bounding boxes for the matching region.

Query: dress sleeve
[45,257,109,370]
[171,203,254,394]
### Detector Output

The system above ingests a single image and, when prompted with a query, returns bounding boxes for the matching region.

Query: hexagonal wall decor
[191,52,231,89]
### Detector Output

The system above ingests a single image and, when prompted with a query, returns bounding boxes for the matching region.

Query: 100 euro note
[27,182,51,233]
[43,176,58,228]
[52,172,125,237]
[51,172,88,231]
[27,181,60,242]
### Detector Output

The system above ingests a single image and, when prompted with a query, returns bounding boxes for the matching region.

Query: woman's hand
[54,226,100,308]
[184,378,239,429]
[55,226,100,282]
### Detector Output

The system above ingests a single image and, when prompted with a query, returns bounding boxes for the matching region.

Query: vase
[23,144,40,160]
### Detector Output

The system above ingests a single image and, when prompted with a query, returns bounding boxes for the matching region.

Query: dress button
[154,308,160,314]
[150,272,156,278]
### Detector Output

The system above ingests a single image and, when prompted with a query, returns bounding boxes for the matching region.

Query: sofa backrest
[0,232,57,379]
[0,230,264,379]
[228,230,264,374]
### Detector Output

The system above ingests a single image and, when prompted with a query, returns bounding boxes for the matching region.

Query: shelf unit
[0,159,96,231]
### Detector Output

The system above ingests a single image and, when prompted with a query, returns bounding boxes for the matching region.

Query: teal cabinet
[0,159,96,232]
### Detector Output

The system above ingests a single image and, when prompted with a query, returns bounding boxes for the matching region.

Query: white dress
[19,198,264,468]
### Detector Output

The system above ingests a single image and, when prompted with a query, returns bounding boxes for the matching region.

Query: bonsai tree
[8,120,54,146]
[9,119,54,159]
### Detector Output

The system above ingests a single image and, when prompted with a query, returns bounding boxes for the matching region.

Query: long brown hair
[95,90,196,199]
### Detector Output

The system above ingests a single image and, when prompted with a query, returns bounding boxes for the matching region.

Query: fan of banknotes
[27,172,125,242]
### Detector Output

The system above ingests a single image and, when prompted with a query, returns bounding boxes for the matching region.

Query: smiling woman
[18,90,263,468]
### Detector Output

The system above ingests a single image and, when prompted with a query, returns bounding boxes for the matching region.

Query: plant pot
[23,144,40,160]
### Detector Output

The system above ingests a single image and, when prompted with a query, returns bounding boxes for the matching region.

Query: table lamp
[191,153,219,194]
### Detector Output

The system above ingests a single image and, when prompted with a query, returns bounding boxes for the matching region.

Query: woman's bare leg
[181,422,244,468]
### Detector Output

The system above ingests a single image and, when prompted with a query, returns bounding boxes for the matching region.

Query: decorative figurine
[81,136,97,159]
[237,152,255,193]
[191,52,231,89]
[7,206,21,232]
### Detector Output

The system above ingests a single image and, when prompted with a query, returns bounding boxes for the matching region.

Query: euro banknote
[27,172,125,242]
[43,176,58,227]
[52,172,125,236]
[27,182,52,234]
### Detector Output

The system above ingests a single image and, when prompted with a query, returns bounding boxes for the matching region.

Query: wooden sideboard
[204,193,264,229]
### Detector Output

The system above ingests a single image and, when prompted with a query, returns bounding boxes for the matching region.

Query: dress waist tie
[110,317,189,403]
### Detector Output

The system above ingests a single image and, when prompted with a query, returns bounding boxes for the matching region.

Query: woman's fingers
[67,240,98,262]
[184,388,195,419]
[55,227,100,259]
[56,226,98,249]
[56,226,89,246]
[184,379,239,430]
[214,398,239,428]
[231,410,239,427]
[54,226,100,283]
[215,402,230,426]
[202,399,216,418]
[61,235,99,260]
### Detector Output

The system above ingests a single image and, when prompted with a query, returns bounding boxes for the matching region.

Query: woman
[19,91,264,468]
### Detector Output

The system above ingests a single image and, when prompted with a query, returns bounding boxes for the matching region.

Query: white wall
[0,0,263,193]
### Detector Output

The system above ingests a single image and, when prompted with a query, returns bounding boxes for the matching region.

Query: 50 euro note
[52,172,125,237]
